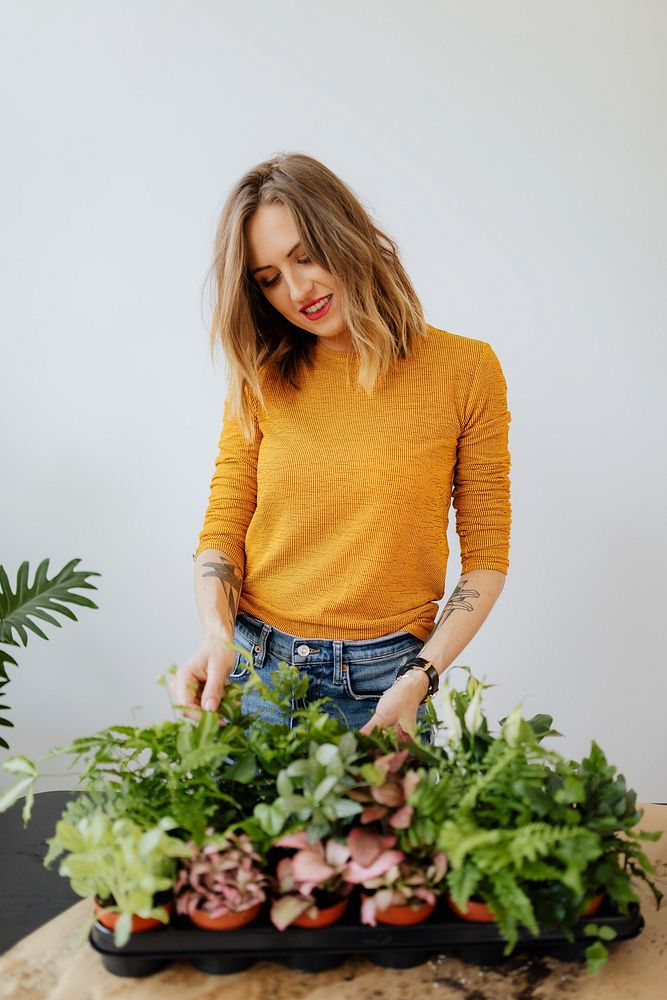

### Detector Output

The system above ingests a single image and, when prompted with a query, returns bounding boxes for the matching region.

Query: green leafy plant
[0,688,261,840]
[44,806,192,947]
[0,559,100,749]
[252,732,364,843]
[435,666,663,972]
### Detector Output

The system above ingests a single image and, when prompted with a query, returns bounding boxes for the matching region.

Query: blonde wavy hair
[202,152,429,442]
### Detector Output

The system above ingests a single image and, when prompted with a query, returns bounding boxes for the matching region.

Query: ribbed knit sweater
[195,325,511,642]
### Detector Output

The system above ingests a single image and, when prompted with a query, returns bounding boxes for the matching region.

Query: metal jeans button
[297,644,310,656]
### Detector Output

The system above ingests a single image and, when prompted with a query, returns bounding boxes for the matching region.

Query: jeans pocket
[343,640,423,701]
[227,627,256,681]
[228,649,251,682]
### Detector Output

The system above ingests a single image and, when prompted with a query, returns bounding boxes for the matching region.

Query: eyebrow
[250,241,302,276]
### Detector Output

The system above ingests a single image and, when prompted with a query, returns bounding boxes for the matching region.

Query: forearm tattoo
[201,558,242,627]
[429,578,480,639]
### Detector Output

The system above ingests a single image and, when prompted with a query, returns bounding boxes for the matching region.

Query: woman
[171,152,511,741]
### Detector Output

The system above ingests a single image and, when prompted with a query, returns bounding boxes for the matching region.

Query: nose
[287,272,315,307]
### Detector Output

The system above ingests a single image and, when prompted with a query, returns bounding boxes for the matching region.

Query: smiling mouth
[300,294,332,315]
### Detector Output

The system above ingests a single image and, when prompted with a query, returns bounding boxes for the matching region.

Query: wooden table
[1,798,665,1000]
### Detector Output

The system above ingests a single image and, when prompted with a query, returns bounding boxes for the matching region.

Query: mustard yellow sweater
[195,325,511,642]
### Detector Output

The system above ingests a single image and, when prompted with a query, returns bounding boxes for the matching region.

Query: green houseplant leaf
[0,559,100,749]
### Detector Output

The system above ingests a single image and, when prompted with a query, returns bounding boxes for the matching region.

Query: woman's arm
[359,568,506,734]
[173,389,261,716]
[193,547,244,642]
[419,567,506,671]
[171,548,244,715]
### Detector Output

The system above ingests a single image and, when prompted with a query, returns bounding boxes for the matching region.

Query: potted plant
[174,827,268,930]
[43,805,192,947]
[339,746,450,925]
[269,831,354,929]
[434,668,664,972]
[251,731,364,843]
[0,669,264,838]
[0,656,661,976]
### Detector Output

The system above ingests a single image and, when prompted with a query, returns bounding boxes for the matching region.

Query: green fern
[0,559,100,749]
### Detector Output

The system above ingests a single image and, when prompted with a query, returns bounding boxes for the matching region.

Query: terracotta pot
[292,897,349,928]
[94,897,174,933]
[580,892,604,917]
[361,893,436,926]
[447,894,496,922]
[188,901,262,930]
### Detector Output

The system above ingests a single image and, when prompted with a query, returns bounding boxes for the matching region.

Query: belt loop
[252,622,272,669]
[332,639,343,686]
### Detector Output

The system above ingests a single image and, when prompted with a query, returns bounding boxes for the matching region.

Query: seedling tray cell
[89,894,644,978]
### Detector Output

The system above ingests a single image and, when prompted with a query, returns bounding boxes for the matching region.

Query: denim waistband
[235,611,421,666]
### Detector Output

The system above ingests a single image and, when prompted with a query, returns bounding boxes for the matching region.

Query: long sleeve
[191,326,509,642]
[194,390,262,573]
[451,341,512,574]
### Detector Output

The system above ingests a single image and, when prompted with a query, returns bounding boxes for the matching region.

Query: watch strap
[395,656,440,704]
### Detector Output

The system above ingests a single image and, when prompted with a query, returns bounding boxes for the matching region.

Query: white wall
[2,1,665,801]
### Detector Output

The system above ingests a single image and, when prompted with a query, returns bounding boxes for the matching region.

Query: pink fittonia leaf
[347,826,386,866]
[433,851,448,882]
[275,857,295,892]
[346,787,372,802]
[402,770,420,799]
[360,893,378,926]
[325,839,350,868]
[372,783,404,807]
[361,804,387,824]
[345,850,405,884]
[412,887,436,904]
[347,826,379,866]
[385,749,409,772]
[389,803,413,829]
[375,888,396,912]
[273,831,311,850]
[347,826,396,865]
[291,851,335,885]
[270,894,314,931]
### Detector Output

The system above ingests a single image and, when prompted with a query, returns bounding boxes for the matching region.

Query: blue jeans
[228,612,432,742]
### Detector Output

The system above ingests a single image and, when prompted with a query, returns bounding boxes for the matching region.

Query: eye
[261,256,311,289]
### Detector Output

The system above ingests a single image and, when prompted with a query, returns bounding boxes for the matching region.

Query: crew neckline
[314,339,359,366]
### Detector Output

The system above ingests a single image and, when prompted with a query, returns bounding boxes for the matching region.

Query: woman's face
[245,202,354,353]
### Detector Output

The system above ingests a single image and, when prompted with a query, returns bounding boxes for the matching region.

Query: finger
[170,675,205,722]
[200,669,227,713]
[172,665,204,708]
[359,709,390,736]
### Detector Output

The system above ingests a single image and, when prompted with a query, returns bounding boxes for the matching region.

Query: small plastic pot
[362,893,436,926]
[94,896,174,934]
[447,894,496,922]
[188,901,263,930]
[292,897,349,929]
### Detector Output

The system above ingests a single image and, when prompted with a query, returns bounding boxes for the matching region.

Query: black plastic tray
[89,894,644,977]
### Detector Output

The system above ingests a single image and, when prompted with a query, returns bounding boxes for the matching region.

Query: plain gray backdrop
[2,1,665,801]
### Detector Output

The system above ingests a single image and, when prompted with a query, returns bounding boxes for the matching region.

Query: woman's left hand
[359,670,430,736]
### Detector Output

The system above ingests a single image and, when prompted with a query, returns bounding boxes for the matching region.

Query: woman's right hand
[170,635,237,720]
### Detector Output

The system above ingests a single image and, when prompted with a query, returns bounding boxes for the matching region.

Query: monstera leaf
[0,559,100,749]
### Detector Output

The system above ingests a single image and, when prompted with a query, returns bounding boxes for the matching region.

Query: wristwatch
[395,656,440,705]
